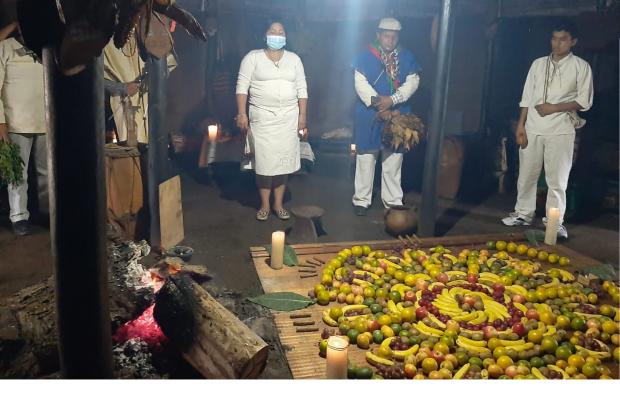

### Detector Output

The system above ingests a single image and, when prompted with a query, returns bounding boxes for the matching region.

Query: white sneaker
[543,217,568,239]
[502,212,532,226]
[557,224,568,239]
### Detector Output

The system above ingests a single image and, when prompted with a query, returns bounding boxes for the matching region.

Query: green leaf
[263,244,299,266]
[524,229,546,247]
[247,292,315,311]
[579,264,617,281]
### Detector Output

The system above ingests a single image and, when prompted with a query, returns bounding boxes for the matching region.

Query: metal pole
[478,33,496,133]
[418,0,457,238]
[43,50,113,378]
[146,55,169,250]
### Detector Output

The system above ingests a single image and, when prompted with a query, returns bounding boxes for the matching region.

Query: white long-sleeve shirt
[236,49,308,115]
[0,38,45,134]
[354,70,420,107]
[520,52,593,135]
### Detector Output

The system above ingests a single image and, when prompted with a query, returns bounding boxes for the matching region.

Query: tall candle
[350,143,356,152]
[326,336,348,379]
[544,207,560,246]
[271,231,285,270]
[208,124,218,141]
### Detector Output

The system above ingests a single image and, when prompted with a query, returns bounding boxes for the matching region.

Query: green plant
[0,141,25,187]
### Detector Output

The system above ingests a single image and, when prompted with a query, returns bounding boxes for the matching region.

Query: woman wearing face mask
[236,21,308,221]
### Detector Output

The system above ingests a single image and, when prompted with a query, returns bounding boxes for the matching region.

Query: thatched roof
[179,0,607,18]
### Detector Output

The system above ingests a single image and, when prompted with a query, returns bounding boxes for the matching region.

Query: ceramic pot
[383,205,418,236]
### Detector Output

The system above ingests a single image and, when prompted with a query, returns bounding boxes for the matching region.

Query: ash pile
[113,338,167,379]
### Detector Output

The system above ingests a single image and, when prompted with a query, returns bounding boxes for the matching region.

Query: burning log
[154,274,269,379]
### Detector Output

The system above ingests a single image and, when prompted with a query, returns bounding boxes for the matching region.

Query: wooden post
[146,55,170,250]
[418,0,457,238]
[42,50,113,378]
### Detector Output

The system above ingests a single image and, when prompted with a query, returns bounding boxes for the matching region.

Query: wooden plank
[159,175,184,250]
[252,236,618,379]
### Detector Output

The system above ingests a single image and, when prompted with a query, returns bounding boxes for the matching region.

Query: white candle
[326,336,348,379]
[271,231,285,270]
[208,125,218,142]
[350,143,356,152]
[544,207,560,245]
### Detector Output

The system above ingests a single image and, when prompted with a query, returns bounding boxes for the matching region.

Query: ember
[139,270,166,292]
[112,304,169,355]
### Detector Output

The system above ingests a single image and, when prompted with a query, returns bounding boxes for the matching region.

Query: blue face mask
[266,35,286,50]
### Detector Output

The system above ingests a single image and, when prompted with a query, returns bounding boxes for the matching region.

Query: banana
[486,258,497,268]
[557,269,575,281]
[366,351,395,367]
[457,336,488,347]
[342,304,368,313]
[368,251,376,258]
[470,311,488,325]
[392,284,411,294]
[574,345,611,360]
[352,279,373,288]
[414,273,432,281]
[541,279,561,288]
[347,314,372,323]
[444,254,458,264]
[446,270,466,277]
[427,313,446,329]
[513,302,528,314]
[543,326,556,336]
[396,303,406,312]
[397,258,412,267]
[322,309,339,327]
[532,367,547,380]
[505,285,528,295]
[353,270,380,280]
[394,344,420,359]
[456,338,490,353]
[335,267,343,280]
[480,272,501,281]
[548,365,569,379]
[433,301,460,312]
[447,280,469,287]
[387,300,400,314]
[381,337,395,347]
[453,363,470,379]
[538,303,552,313]
[416,322,444,337]
[379,259,402,270]
[499,339,525,347]
[451,311,479,322]
[481,369,489,380]
[503,342,534,351]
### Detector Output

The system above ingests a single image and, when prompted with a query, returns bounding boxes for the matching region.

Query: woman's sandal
[256,210,269,221]
[275,209,290,220]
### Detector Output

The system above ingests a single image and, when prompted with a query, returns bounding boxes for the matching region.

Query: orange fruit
[496,356,514,370]
[581,363,599,379]
[548,254,560,264]
[516,245,528,255]
[380,325,395,338]
[421,357,439,374]
[496,241,507,251]
[537,251,549,261]
[527,248,539,258]
[378,315,392,326]
[377,345,393,359]
[507,243,518,253]
[400,307,416,323]
[539,311,556,326]
[559,257,570,266]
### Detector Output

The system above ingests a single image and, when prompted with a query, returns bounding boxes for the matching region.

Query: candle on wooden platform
[326,336,348,379]
[270,231,285,270]
[544,207,560,246]
[208,124,218,141]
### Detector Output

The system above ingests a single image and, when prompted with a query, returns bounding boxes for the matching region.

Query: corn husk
[381,111,425,152]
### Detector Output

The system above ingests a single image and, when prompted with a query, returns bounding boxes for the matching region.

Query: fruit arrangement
[310,243,620,380]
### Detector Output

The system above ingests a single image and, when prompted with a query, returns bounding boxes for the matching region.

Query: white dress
[236,49,308,176]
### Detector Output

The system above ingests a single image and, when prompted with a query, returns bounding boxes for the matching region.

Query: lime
[571,317,586,331]
[330,307,344,320]
[347,329,360,344]
[372,330,384,344]
[356,366,373,379]
[486,241,496,250]
[319,339,328,357]
[317,291,330,305]
[347,363,358,379]
[541,336,559,354]
[555,345,572,361]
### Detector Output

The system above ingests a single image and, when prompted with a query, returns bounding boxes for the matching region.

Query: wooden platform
[250,234,617,379]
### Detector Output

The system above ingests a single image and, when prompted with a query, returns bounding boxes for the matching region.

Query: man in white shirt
[0,23,47,236]
[502,20,593,239]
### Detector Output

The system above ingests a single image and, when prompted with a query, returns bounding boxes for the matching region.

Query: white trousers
[514,133,574,224]
[352,149,403,208]
[7,133,49,223]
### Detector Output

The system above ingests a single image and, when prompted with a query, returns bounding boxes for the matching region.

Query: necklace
[265,49,283,68]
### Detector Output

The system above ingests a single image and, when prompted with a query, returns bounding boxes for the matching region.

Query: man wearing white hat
[351,18,421,216]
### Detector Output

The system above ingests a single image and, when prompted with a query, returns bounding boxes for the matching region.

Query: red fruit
[366,319,379,333]
[404,291,417,303]
[430,350,445,364]
[417,256,427,264]
[525,309,539,320]
[436,272,449,284]
[512,322,526,338]
[492,283,505,294]
[415,279,429,291]
[512,294,526,304]
[482,325,499,340]
[462,295,476,306]
[379,262,388,271]
[466,273,478,284]
[416,307,428,320]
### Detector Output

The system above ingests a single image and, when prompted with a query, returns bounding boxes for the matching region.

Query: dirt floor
[1,152,618,379]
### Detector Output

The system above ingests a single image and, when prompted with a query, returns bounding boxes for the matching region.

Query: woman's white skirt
[242,105,300,176]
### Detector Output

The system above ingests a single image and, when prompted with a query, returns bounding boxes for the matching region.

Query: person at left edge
[0,22,47,236]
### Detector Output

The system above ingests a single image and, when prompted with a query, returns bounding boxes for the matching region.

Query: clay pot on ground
[383,205,418,236]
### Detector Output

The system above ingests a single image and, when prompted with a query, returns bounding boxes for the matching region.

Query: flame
[112,304,169,354]
[140,270,166,292]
